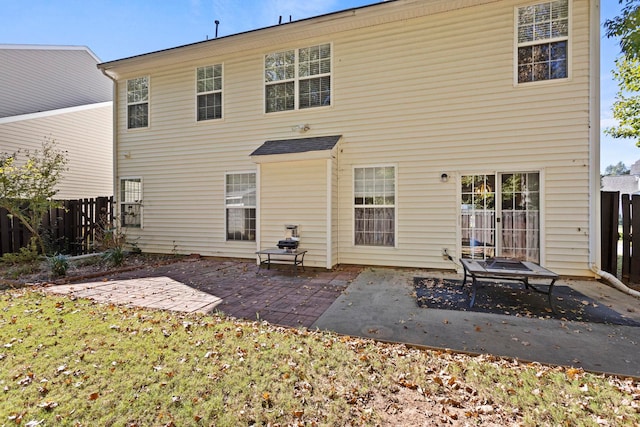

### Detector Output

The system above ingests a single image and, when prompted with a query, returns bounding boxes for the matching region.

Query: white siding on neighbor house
[109,0,594,276]
[0,103,113,199]
[0,46,112,118]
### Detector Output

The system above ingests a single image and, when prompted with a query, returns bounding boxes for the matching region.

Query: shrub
[1,245,39,265]
[102,246,126,267]
[48,253,69,277]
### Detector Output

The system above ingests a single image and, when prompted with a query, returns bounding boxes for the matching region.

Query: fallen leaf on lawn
[566,367,583,380]
[37,401,58,410]
[88,392,99,400]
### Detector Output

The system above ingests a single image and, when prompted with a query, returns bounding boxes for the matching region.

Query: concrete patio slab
[313,268,640,378]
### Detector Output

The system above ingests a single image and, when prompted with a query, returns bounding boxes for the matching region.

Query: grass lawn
[1,290,639,426]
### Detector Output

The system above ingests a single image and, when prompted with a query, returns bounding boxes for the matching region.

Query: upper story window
[264,43,331,113]
[126,77,149,128]
[516,0,568,84]
[197,65,223,121]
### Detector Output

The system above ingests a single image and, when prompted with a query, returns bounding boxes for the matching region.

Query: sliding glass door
[460,172,540,263]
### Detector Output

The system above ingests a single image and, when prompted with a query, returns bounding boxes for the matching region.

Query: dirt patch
[0,253,181,289]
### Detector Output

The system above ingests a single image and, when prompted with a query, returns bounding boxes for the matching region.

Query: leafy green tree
[604,0,640,59]
[0,137,68,255]
[604,57,640,145]
[604,161,631,175]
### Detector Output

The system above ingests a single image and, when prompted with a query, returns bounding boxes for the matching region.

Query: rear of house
[99,0,600,277]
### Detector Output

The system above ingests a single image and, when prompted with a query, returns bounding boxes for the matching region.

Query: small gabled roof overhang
[250,135,341,164]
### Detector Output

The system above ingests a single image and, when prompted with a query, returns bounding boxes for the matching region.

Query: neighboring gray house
[0,44,113,199]
[601,159,640,195]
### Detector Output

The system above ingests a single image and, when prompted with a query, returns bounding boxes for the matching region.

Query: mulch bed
[413,277,640,326]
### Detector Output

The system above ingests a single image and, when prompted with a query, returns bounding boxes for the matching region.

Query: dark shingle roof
[250,135,341,157]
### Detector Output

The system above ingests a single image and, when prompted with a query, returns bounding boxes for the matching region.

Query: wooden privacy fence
[0,196,114,257]
[601,191,639,284]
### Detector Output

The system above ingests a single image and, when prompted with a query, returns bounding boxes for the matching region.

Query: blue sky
[0,0,636,172]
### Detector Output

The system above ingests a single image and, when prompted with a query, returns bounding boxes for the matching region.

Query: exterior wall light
[440,173,449,183]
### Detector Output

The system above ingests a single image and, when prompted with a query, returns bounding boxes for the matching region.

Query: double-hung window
[225,173,256,241]
[126,77,149,128]
[197,65,223,121]
[516,0,569,83]
[264,43,331,113]
[354,166,395,247]
[120,178,142,228]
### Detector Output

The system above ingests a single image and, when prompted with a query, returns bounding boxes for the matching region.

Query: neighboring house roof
[601,175,640,195]
[250,135,342,156]
[602,158,640,195]
[0,44,112,118]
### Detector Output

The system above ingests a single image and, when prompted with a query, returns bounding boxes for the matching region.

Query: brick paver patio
[45,258,361,328]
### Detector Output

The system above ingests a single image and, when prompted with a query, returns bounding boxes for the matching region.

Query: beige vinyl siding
[111,0,593,276]
[330,155,339,268]
[0,103,113,199]
[259,160,328,268]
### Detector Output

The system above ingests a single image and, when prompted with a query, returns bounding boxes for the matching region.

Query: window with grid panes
[126,77,149,128]
[225,173,256,241]
[197,65,222,121]
[517,0,568,83]
[264,43,331,113]
[120,178,142,228]
[354,166,395,247]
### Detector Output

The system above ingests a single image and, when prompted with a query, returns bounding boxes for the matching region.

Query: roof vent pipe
[214,20,220,38]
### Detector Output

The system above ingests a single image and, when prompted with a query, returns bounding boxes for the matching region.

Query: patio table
[256,248,307,272]
[459,258,559,312]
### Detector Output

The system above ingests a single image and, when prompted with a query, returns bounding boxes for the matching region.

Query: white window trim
[119,176,143,229]
[352,164,398,248]
[224,171,257,242]
[195,64,224,122]
[126,76,150,129]
[455,169,546,265]
[513,0,571,86]
[263,43,333,114]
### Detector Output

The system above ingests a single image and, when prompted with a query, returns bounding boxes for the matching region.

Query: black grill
[277,239,299,250]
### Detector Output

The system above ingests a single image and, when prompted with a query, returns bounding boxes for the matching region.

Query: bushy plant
[102,246,125,267]
[0,138,68,255]
[0,244,39,265]
[48,253,69,277]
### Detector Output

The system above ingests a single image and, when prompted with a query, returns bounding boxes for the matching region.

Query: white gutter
[588,0,639,299]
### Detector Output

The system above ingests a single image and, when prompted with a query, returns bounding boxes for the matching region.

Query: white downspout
[588,0,640,299]
[591,265,640,298]
[99,66,119,225]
